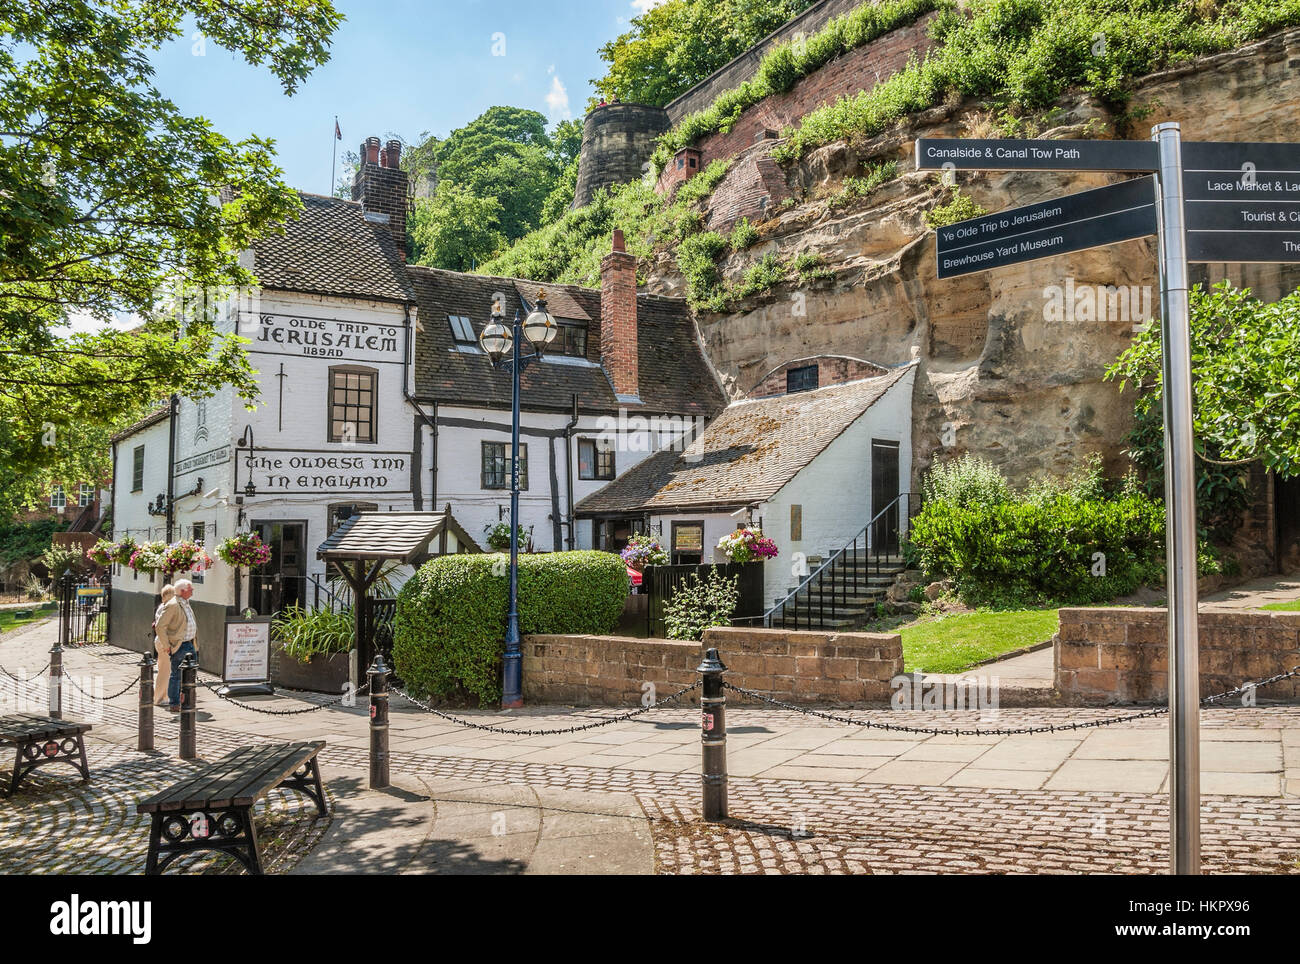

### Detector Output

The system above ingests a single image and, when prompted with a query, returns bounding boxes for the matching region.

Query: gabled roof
[316,510,479,563]
[408,265,726,417]
[246,192,416,304]
[111,405,170,443]
[575,364,915,515]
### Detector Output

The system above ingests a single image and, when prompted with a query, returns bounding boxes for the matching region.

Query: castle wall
[572,103,670,209]
[664,0,869,125]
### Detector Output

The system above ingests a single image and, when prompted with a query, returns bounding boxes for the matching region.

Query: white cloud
[545,73,571,120]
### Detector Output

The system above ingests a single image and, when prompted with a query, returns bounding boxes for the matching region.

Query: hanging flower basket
[128,541,168,574]
[716,527,778,564]
[85,539,115,567]
[162,539,213,576]
[216,531,272,568]
[109,536,137,567]
[620,533,669,569]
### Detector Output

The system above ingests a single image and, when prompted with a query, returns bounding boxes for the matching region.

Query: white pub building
[108,136,727,666]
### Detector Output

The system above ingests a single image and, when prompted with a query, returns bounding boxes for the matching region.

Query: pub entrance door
[248,521,307,615]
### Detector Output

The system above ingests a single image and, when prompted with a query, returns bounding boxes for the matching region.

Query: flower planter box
[271,640,352,694]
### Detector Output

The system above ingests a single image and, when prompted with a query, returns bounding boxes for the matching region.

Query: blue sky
[149,0,657,195]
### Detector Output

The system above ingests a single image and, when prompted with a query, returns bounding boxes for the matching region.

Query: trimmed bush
[908,454,1178,606]
[393,551,629,705]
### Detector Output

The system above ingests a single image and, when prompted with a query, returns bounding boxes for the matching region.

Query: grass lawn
[900,608,1060,674]
[0,603,57,635]
[1261,599,1300,611]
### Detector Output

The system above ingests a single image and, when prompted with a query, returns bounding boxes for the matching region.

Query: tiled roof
[111,405,170,443]
[246,192,416,304]
[575,365,915,515]
[408,265,726,417]
[316,510,479,562]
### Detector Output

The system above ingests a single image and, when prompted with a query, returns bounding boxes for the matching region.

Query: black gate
[643,562,765,638]
[59,573,110,646]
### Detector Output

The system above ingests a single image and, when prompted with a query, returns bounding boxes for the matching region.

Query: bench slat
[0,714,92,745]
[183,743,303,811]
[137,745,281,813]
[137,742,324,813]
[215,743,323,809]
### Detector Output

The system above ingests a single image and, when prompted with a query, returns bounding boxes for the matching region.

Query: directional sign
[916,138,1158,172]
[1181,141,1300,263]
[934,176,1156,279]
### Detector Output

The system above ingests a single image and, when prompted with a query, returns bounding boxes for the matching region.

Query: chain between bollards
[698,648,728,822]
[138,651,155,752]
[179,655,197,760]
[368,654,390,790]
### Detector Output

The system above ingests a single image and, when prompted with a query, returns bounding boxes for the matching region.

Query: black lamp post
[479,289,558,708]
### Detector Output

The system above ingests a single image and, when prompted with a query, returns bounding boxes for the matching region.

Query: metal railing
[744,492,918,630]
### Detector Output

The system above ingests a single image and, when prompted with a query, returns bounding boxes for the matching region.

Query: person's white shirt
[180,597,197,641]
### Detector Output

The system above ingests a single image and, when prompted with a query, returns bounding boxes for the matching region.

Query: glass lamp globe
[479,313,512,362]
[522,291,559,352]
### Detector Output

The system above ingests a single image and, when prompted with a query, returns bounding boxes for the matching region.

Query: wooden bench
[136,741,328,875]
[0,714,92,796]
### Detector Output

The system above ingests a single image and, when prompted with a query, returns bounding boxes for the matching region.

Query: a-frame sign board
[917,126,1300,875]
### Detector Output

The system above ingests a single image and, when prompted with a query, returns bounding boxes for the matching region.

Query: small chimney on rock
[352,134,409,258]
[600,230,639,400]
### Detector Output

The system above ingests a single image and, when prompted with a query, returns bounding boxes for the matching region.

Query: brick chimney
[352,135,409,258]
[600,229,639,400]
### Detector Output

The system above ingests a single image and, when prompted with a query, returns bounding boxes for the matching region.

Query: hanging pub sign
[220,615,274,697]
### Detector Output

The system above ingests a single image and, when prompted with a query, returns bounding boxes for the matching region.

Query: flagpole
[331,115,338,197]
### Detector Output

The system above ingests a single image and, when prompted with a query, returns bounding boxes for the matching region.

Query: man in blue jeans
[154,578,199,712]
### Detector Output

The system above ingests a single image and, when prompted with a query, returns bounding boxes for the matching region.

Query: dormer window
[448,314,476,347]
[555,321,587,358]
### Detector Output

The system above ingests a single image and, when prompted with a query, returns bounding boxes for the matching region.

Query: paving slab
[1045,760,1168,793]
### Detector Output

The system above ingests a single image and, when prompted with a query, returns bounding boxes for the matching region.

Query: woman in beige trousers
[153,585,175,705]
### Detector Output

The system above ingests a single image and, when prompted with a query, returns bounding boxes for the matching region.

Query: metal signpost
[917,127,1300,875]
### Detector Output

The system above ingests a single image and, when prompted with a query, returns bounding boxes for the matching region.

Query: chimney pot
[612,229,625,253]
[364,136,381,165]
[385,139,402,168]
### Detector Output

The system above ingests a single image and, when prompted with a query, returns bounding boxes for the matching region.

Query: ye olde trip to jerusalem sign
[243,450,410,494]
[917,137,1300,277]
[253,312,401,360]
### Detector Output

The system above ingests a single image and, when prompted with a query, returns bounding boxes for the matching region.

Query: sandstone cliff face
[646,28,1300,491]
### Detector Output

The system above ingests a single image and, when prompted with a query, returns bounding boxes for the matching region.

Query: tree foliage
[1106,281,1300,538]
[592,0,817,107]
[406,107,578,269]
[0,0,342,512]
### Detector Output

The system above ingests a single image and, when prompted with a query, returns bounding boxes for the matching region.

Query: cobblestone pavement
[3,623,1300,874]
[0,739,332,875]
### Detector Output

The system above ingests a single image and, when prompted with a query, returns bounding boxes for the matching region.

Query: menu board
[223,617,272,685]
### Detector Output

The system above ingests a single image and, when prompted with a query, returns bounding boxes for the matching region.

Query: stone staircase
[769,550,908,630]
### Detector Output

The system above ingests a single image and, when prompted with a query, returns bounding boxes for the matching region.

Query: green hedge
[909,491,1166,607]
[393,551,629,705]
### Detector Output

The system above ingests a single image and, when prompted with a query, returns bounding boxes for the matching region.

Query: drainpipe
[563,393,579,549]
[165,395,178,542]
[401,303,439,509]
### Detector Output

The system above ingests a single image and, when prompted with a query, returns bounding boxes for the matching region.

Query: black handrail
[751,491,918,629]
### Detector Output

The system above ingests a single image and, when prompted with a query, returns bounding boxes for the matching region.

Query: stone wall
[685,15,937,174]
[651,27,1300,507]
[664,0,871,124]
[747,354,888,398]
[573,103,670,209]
[521,625,903,706]
[1056,607,1300,704]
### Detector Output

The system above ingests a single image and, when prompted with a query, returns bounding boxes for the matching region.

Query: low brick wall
[522,626,903,707]
[1056,607,1300,704]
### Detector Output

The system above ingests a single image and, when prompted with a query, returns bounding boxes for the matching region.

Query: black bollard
[368,654,390,790]
[48,638,63,720]
[138,652,155,752]
[179,655,197,760]
[697,648,728,821]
